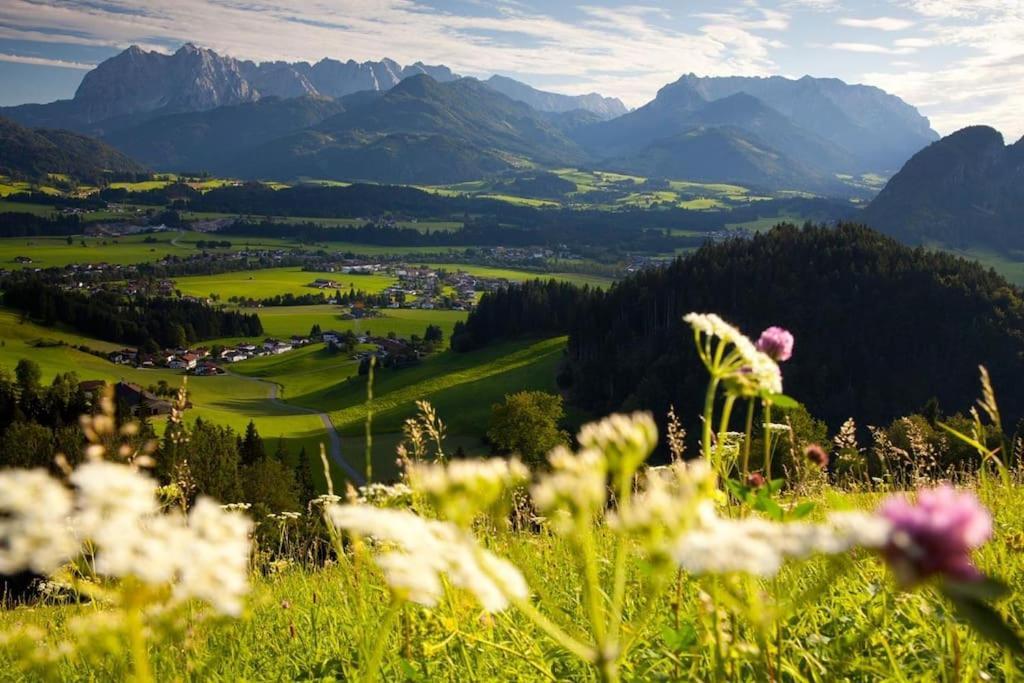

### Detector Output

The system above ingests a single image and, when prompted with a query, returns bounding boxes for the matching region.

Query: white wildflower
[70,461,158,539]
[176,498,253,617]
[531,446,608,536]
[684,312,782,396]
[355,482,413,508]
[311,494,342,508]
[577,412,657,476]
[221,503,252,512]
[0,469,78,574]
[611,460,716,539]
[92,512,189,585]
[327,504,528,611]
[408,457,529,525]
[673,508,893,577]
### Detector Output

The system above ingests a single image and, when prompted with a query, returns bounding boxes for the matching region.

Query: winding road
[228,371,366,485]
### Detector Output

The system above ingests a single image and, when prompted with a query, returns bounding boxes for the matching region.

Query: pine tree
[239,420,265,466]
[294,446,316,505]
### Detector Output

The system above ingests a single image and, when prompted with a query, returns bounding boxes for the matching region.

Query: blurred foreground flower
[326,504,528,612]
[879,485,992,586]
[755,326,795,362]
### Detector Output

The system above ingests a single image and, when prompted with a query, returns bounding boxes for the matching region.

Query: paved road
[228,371,366,485]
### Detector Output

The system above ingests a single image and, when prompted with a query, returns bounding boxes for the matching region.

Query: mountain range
[0,44,940,192]
[572,74,938,192]
[861,126,1024,250]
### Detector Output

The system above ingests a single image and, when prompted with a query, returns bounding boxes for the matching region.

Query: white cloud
[0,0,792,108]
[0,52,94,69]
[893,37,934,48]
[829,42,917,54]
[838,17,915,31]
[858,0,1024,139]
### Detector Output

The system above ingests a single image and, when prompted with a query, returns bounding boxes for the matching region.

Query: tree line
[455,223,1024,437]
[2,279,262,349]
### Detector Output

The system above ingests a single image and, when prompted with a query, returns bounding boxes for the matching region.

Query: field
[423,170,789,212]
[173,267,396,300]
[934,245,1024,286]
[173,264,613,304]
[205,307,467,347]
[0,232,298,269]
[0,298,566,484]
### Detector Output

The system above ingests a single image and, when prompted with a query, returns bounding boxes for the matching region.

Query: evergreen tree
[239,420,266,466]
[294,446,316,505]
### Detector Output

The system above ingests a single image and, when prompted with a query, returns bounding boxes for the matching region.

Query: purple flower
[804,444,829,469]
[878,485,992,586]
[755,327,794,362]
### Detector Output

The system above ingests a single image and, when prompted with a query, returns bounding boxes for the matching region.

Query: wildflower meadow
[1,313,1023,681]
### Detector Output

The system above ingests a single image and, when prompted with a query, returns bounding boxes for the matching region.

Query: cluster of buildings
[106,336,313,374]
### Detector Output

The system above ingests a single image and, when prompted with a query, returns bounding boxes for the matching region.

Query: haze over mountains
[0,43,941,193]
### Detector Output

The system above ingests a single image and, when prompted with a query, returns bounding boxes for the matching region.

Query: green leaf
[753,496,784,521]
[661,623,698,651]
[945,592,1024,655]
[790,501,816,520]
[768,478,786,495]
[765,393,800,410]
[725,479,748,500]
[942,576,1010,602]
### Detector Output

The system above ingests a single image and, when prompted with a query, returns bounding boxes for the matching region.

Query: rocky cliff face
[73,44,256,122]
[69,45,459,123]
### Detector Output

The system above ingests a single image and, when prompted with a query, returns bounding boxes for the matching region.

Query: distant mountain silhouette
[861,126,1024,249]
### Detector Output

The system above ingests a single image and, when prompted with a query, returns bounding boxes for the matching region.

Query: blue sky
[1,1,1021,139]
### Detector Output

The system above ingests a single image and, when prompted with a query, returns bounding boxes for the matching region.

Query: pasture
[0,232,299,269]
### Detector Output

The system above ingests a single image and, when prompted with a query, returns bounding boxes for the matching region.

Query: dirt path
[228,371,365,485]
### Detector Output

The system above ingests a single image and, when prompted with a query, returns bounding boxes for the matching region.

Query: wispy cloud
[828,42,916,54]
[0,0,792,108]
[837,17,915,31]
[0,52,94,69]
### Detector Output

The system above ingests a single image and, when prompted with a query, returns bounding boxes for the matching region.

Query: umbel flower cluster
[0,461,252,616]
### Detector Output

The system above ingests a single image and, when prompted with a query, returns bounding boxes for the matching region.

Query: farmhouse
[113,381,174,417]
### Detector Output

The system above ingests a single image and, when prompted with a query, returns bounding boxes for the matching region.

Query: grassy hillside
[0,307,343,488]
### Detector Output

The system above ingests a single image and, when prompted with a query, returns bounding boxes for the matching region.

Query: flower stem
[762,400,773,477]
[702,377,721,461]
[126,604,153,683]
[512,597,596,663]
[715,394,737,477]
[742,400,755,477]
[363,598,402,683]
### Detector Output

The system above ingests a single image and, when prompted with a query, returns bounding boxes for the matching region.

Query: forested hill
[0,115,146,183]
[458,224,1024,430]
[568,224,1024,429]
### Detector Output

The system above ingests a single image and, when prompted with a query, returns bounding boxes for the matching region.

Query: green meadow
[933,245,1024,286]
[173,267,396,300]
[0,232,298,269]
